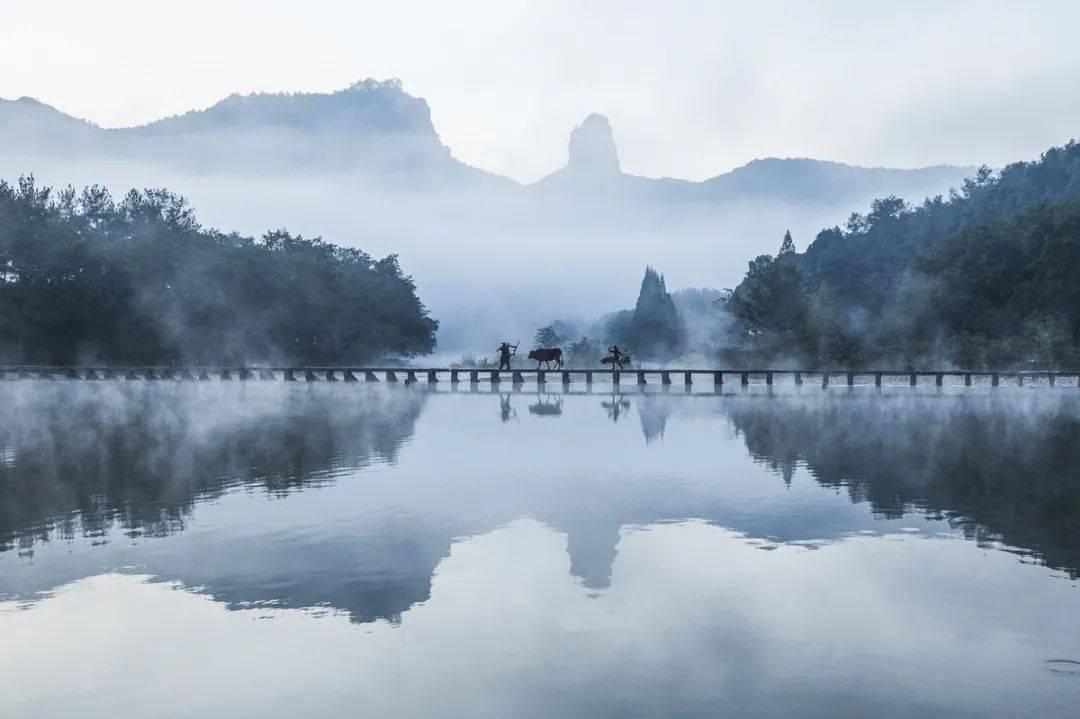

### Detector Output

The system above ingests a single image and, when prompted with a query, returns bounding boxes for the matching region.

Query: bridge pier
[1,365,1060,389]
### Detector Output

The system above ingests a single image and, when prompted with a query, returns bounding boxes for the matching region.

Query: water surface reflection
[0,384,1077,717]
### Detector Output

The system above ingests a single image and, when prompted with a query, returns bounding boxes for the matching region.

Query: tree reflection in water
[0,385,1077,624]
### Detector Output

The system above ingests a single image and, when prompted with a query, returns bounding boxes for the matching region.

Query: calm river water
[1,382,1079,718]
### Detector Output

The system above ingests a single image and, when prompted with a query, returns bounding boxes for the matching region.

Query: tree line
[513,267,688,368]
[724,141,1080,368]
[0,177,437,365]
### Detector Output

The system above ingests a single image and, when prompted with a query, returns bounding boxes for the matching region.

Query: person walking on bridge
[497,341,517,371]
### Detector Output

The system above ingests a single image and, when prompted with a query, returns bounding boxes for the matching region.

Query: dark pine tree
[779,229,795,255]
[629,267,686,359]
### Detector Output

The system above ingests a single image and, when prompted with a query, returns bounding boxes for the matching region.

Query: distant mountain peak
[139,77,435,138]
[566,113,620,175]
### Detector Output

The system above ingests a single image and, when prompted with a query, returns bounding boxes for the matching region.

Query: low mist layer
[0,81,974,354]
[724,144,1080,368]
[0,178,436,364]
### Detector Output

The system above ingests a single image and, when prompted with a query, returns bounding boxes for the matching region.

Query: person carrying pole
[497,341,518,371]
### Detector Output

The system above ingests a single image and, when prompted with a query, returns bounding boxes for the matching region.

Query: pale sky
[2,0,1079,183]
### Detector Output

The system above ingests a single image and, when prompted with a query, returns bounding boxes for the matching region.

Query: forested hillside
[725,141,1080,368]
[0,177,437,364]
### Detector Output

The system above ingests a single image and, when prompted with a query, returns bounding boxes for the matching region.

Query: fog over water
[5,6,1080,717]
[0,82,974,352]
[7,157,967,354]
[1,383,1078,717]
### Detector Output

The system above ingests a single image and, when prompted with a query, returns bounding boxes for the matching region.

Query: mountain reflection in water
[1,384,1077,625]
[2,384,1079,718]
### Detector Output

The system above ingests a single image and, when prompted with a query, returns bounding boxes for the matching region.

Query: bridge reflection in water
[1,365,1078,388]
[1,384,1078,619]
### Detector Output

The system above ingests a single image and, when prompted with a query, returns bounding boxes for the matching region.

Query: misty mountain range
[0,79,976,351]
[0,79,971,202]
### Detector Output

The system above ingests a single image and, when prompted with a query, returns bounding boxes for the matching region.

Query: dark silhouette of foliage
[725,140,1080,368]
[0,177,437,364]
[726,235,813,362]
[778,229,795,256]
[614,267,686,359]
[531,324,566,350]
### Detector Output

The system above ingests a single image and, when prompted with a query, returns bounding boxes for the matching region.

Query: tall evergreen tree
[779,229,795,256]
[628,266,686,358]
